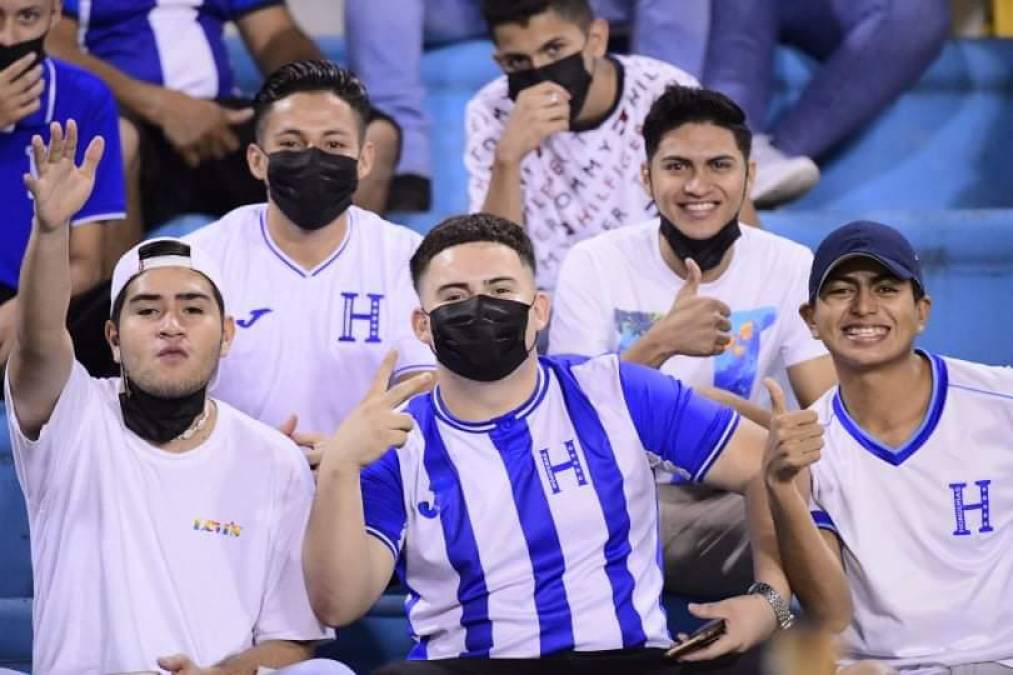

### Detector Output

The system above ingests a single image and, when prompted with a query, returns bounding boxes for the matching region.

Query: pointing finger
[765,377,788,416]
[367,350,399,398]
[383,371,433,409]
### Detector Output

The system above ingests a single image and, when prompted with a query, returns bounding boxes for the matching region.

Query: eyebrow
[827,272,903,286]
[434,277,518,294]
[128,292,213,304]
[501,36,567,59]
[275,128,352,138]
[659,153,735,163]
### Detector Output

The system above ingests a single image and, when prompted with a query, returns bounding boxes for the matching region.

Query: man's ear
[48,0,62,29]
[357,140,375,181]
[219,316,236,358]
[916,294,932,333]
[640,162,653,200]
[411,307,432,346]
[105,320,121,364]
[587,17,609,59]
[531,290,552,333]
[745,159,757,196]
[247,143,267,182]
[799,302,819,340]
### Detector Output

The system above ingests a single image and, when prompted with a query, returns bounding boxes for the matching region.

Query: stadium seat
[0,404,33,672]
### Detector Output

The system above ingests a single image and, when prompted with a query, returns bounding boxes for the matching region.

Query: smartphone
[664,618,727,658]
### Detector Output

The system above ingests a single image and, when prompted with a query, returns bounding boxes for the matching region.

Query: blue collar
[432,361,550,433]
[832,350,948,466]
[258,206,353,277]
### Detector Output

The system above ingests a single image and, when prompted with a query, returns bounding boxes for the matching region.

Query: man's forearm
[766,481,852,631]
[620,332,669,369]
[745,475,791,599]
[304,460,388,626]
[213,640,315,675]
[16,222,73,355]
[697,386,772,429]
[254,26,322,75]
[480,156,525,226]
[47,28,161,122]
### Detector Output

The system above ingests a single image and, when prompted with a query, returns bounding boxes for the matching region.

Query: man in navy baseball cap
[807,220,925,304]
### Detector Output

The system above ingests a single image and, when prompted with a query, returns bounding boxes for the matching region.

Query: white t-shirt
[4,363,330,675]
[187,204,434,434]
[810,353,1013,672]
[550,219,826,403]
[465,54,699,289]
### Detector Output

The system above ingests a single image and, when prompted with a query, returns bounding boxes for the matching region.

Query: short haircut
[410,213,537,289]
[642,85,752,162]
[481,0,593,36]
[111,240,225,326]
[252,59,371,141]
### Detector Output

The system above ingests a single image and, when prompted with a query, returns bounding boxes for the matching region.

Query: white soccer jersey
[4,362,329,674]
[187,204,434,434]
[809,353,1013,671]
[361,354,740,659]
[465,55,699,289]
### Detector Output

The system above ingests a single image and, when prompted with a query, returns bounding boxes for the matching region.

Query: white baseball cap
[110,237,226,315]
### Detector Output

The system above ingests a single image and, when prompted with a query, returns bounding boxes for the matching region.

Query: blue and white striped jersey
[63,0,281,99]
[362,354,740,659]
[810,352,1013,671]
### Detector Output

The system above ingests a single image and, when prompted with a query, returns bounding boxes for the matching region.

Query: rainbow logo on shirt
[193,518,242,538]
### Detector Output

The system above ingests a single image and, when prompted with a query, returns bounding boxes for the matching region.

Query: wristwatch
[748,582,795,630]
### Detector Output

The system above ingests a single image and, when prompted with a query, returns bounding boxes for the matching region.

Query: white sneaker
[750,134,820,207]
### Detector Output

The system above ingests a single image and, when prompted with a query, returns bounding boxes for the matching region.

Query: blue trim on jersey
[549,359,648,648]
[948,383,1013,402]
[415,403,494,657]
[365,527,399,561]
[258,208,354,278]
[692,414,740,482]
[432,362,550,433]
[833,351,948,466]
[489,421,576,656]
[811,510,838,534]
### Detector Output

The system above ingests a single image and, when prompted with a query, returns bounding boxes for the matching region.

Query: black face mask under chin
[507,50,593,125]
[427,295,535,382]
[0,34,46,74]
[266,148,359,231]
[659,214,742,273]
[119,377,207,445]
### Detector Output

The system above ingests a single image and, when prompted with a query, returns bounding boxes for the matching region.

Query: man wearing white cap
[4,120,349,674]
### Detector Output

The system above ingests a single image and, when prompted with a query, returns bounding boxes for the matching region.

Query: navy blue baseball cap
[808,221,924,303]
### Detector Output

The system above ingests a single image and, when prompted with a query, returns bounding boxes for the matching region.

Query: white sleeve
[4,361,97,512]
[464,91,507,214]
[780,250,828,368]
[548,244,614,357]
[255,455,332,642]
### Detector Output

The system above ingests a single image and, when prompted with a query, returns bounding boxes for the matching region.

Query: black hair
[481,0,593,36]
[252,59,371,141]
[642,85,752,162]
[111,240,225,326]
[410,214,537,289]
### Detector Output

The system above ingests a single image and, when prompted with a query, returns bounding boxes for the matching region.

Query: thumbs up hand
[656,258,733,357]
[762,378,824,487]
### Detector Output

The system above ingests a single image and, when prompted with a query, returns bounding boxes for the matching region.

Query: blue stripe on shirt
[489,421,575,656]
[416,404,494,657]
[550,360,647,648]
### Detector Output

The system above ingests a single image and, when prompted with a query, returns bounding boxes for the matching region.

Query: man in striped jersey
[305,214,791,673]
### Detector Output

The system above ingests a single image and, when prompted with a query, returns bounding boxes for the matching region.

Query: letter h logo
[539,440,588,495]
[949,480,995,536]
[339,292,384,343]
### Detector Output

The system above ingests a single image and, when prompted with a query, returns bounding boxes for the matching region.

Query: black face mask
[507,50,592,124]
[119,377,207,445]
[427,295,534,382]
[0,34,46,75]
[659,214,742,273]
[266,148,358,231]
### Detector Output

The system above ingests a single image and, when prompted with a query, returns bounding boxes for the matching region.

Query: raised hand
[0,52,44,128]
[496,81,571,164]
[763,378,824,487]
[320,351,432,470]
[658,258,733,357]
[23,120,105,232]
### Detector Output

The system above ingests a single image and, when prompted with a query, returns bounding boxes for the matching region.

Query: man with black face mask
[185,60,434,468]
[550,85,837,599]
[5,121,351,673]
[303,213,798,673]
[465,0,699,290]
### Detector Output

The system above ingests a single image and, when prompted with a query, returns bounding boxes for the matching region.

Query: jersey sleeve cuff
[811,509,838,534]
[71,211,127,227]
[366,526,399,562]
[692,412,740,483]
